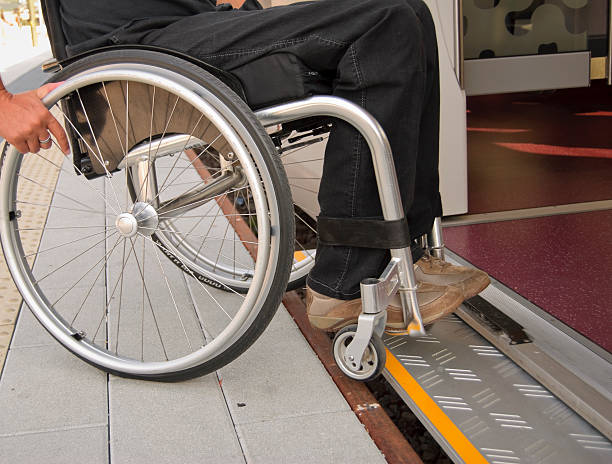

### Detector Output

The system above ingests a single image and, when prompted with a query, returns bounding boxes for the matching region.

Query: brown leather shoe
[414,254,490,300]
[306,283,464,332]
[386,282,464,330]
[305,290,362,332]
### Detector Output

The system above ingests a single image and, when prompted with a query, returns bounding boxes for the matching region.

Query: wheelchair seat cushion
[231,53,332,109]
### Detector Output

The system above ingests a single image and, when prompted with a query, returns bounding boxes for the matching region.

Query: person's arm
[0,76,70,154]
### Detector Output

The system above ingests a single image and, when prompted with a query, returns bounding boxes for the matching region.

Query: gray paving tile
[237,410,385,464]
[52,159,109,207]
[10,302,55,347]
[218,318,348,425]
[29,229,108,292]
[0,425,108,464]
[102,253,207,362]
[12,283,108,348]
[0,344,107,435]
[109,375,245,464]
[263,304,298,333]
[185,279,296,348]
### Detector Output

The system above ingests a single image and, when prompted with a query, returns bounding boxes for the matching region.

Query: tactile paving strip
[0,135,64,375]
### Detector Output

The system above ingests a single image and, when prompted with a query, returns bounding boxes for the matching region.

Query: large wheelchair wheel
[0,50,294,380]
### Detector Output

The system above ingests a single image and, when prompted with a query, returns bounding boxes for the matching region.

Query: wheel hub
[115,202,159,238]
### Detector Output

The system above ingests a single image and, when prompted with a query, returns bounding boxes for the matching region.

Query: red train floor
[444,210,612,353]
[466,81,612,214]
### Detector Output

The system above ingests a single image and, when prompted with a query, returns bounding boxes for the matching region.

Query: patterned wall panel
[464,0,591,59]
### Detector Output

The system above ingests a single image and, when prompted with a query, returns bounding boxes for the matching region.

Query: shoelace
[420,253,452,269]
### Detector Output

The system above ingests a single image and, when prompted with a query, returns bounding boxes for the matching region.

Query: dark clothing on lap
[59,0,442,299]
[60,0,264,53]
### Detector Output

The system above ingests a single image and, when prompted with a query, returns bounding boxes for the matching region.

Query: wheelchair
[0,0,445,381]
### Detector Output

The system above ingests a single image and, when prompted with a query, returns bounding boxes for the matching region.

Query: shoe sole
[460,275,491,300]
[385,290,465,334]
[308,315,403,333]
[308,283,470,334]
[308,315,358,332]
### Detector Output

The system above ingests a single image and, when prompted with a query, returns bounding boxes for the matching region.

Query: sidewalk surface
[0,59,387,463]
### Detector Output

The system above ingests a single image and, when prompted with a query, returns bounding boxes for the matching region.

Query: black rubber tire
[286,274,307,292]
[20,49,296,381]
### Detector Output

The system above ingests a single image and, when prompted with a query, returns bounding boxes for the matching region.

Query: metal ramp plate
[382,312,612,464]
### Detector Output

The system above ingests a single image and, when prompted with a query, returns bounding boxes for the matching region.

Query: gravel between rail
[366,377,452,464]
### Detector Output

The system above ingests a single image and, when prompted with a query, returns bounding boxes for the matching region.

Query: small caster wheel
[332,324,386,381]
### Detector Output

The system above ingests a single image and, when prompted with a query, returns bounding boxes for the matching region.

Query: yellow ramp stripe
[385,349,488,464]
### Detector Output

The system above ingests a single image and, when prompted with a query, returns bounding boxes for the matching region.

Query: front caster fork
[333,257,425,381]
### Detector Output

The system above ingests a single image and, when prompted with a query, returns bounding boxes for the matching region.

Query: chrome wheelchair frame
[0,0,447,381]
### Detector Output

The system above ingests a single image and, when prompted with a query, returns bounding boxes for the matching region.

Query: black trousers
[110,0,442,300]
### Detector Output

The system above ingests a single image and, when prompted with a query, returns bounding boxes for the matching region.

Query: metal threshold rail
[446,250,612,439]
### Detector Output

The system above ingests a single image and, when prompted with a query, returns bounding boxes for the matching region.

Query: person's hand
[0,82,70,155]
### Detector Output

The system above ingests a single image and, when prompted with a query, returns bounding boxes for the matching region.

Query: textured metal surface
[384,312,612,464]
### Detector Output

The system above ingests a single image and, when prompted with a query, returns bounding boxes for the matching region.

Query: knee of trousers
[349,0,421,39]
[379,0,422,40]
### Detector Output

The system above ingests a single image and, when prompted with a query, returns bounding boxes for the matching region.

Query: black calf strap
[317,216,411,249]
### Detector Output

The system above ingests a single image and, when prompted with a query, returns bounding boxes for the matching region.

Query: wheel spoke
[148,132,223,205]
[171,197,219,249]
[151,239,193,350]
[51,233,120,307]
[132,85,157,203]
[213,215,232,272]
[69,234,123,324]
[34,232,116,284]
[73,91,124,212]
[138,232,243,320]
[17,172,108,214]
[113,239,131,354]
[127,237,168,361]
[31,147,120,215]
[22,229,109,259]
[133,91,182,204]
[17,225,112,231]
[16,200,114,217]
[151,114,207,202]
[159,212,256,221]
[194,193,225,258]
[282,157,324,166]
[295,211,318,235]
[101,82,127,157]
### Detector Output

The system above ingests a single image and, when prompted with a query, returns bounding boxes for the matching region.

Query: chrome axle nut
[115,213,138,238]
